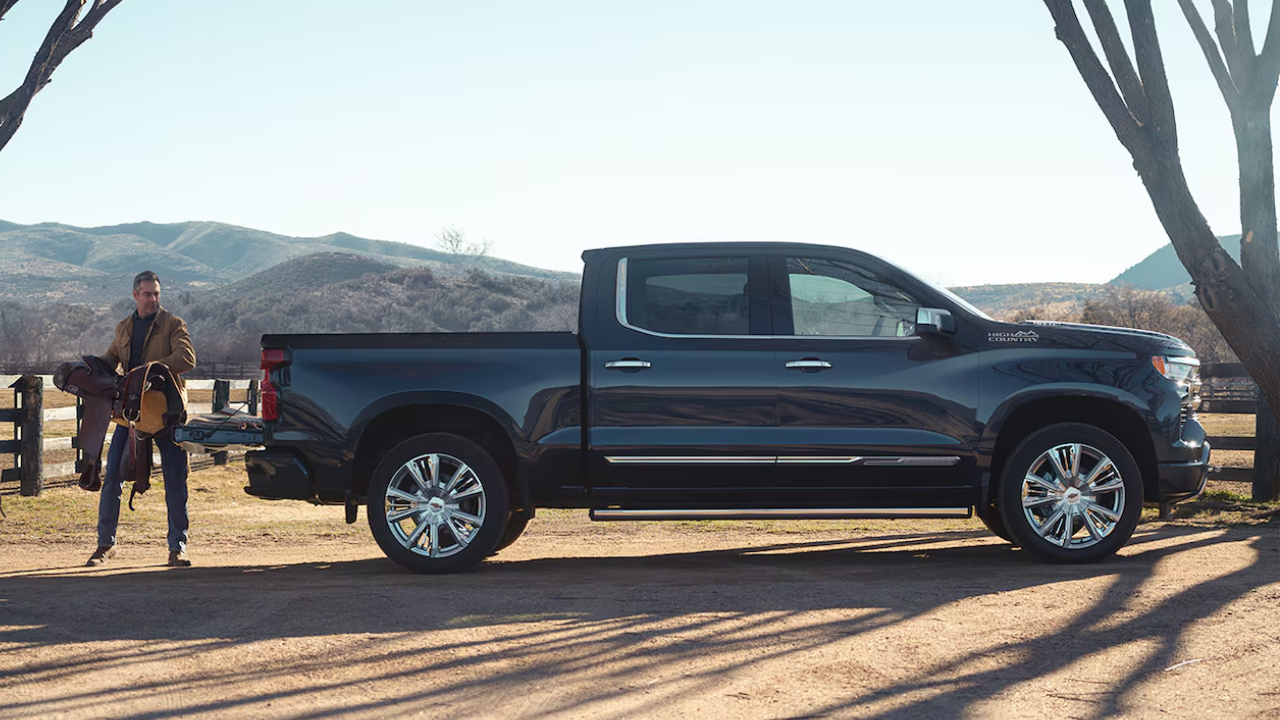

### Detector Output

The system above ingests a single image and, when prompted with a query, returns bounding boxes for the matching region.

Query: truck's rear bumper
[244,448,314,500]
[1157,442,1210,504]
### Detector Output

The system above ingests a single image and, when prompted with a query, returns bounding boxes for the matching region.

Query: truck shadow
[0,524,1275,719]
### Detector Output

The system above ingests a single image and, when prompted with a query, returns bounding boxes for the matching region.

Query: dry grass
[1200,412,1256,469]
[0,459,367,547]
[2,462,1274,555]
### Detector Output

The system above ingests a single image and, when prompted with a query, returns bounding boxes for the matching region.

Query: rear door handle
[785,359,832,370]
[605,359,652,370]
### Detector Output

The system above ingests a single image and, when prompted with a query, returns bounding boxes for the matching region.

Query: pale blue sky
[0,0,1272,286]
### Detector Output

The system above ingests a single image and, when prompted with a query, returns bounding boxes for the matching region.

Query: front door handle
[605,358,652,370]
[785,359,832,370]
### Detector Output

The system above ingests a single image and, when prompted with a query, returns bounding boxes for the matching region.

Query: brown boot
[167,550,192,567]
[86,546,116,567]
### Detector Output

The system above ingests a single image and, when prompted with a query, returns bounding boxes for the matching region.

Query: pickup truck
[180,242,1209,573]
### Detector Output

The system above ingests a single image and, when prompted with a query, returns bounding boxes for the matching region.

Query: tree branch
[1043,0,1146,156]
[0,0,124,154]
[1083,0,1148,123]
[1179,0,1241,112]
[52,0,122,67]
[1258,0,1280,101]
[0,0,21,23]
[1125,0,1177,142]
[1210,0,1245,78]
[23,0,84,89]
[1234,0,1256,58]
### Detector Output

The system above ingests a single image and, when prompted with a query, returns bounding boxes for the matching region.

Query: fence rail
[1199,362,1259,485]
[3,374,259,496]
[3,363,1268,497]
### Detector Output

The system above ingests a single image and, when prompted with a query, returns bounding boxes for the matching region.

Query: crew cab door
[769,251,981,508]
[586,250,776,504]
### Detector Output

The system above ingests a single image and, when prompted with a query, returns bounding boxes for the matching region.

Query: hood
[998,320,1197,357]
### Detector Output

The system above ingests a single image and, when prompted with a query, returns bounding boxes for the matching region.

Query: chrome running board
[589,507,973,521]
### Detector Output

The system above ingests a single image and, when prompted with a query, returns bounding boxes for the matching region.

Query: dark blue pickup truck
[191,242,1209,572]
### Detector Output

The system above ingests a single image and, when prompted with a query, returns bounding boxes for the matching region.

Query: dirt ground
[2,470,1280,720]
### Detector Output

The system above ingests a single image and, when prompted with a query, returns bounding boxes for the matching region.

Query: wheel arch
[349,393,522,503]
[985,392,1159,505]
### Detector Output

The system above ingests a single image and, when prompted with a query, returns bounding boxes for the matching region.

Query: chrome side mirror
[916,307,957,335]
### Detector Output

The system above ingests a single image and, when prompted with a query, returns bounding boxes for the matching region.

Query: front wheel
[998,423,1141,563]
[491,512,531,555]
[368,433,510,574]
[977,504,1016,545]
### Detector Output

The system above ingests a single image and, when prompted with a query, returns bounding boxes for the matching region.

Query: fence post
[248,379,259,416]
[18,375,43,496]
[212,379,230,466]
[74,397,84,474]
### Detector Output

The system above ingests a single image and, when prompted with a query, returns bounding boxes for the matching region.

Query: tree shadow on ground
[0,524,1276,719]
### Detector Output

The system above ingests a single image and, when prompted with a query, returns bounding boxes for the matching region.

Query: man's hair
[133,271,161,292]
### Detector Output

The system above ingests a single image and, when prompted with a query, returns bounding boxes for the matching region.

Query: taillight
[261,348,289,421]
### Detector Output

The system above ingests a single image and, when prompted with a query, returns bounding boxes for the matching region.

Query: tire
[367,433,510,574]
[998,423,1141,563]
[491,512,531,555]
[977,504,1016,545]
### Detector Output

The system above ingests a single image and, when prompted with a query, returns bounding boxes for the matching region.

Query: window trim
[615,257,922,342]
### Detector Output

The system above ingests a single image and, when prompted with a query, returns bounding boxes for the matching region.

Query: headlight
[1153,355,1201,409]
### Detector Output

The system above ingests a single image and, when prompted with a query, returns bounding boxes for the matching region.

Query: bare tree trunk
[1044,0,1280,501]
[1237,105,1280,500]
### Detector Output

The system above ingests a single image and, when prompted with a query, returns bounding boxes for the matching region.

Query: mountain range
[0,219,573,303]
[0,219,1247,315]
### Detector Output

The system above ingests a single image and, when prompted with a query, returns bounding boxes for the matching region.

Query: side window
[625,257,751,335]
[784,257,920,337]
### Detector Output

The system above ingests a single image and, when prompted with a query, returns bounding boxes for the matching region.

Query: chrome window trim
[614,256,922,342]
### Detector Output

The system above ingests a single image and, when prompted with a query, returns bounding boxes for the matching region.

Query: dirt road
[3,512,1280,720]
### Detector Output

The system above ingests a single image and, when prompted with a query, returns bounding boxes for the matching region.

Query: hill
[1110,236,1243,294]
[947,282,1110,320]
[0,219,575,302]
[210,253,401,300]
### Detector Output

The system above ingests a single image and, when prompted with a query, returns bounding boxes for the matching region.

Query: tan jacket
[102,308,197,389]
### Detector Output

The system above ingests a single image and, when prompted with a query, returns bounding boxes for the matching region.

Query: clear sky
[0,0,1274,286]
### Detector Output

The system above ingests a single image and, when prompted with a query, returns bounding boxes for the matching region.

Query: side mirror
[916,307,957,336]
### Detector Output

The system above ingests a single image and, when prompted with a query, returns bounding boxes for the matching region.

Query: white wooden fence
[3,376,257,483]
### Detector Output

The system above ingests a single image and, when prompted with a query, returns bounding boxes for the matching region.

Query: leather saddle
[54,357,187,507]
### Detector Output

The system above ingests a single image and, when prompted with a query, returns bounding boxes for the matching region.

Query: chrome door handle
[605,359,652,370]
[785,359,832,370]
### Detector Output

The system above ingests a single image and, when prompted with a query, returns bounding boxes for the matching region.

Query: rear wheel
[998,423,1141,563]
[367,433,510,574]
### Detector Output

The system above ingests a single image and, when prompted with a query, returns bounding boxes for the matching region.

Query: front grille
[1180,375,1202,428]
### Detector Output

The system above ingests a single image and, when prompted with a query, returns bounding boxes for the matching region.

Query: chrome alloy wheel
[1020,443,1125,550]
[383,452,487,558]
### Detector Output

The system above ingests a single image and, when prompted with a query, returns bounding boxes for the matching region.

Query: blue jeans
[97,425,189,553]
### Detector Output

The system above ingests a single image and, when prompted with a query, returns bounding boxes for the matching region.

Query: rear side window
[624,257,751,335]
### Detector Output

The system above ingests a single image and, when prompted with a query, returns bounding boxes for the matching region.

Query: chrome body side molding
[605,455,961,467]
[589,508,973,521]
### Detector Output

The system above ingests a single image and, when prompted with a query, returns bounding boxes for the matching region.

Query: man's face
[134,280,161,318]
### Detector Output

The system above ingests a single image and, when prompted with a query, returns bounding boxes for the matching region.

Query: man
[87,270,197,568]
